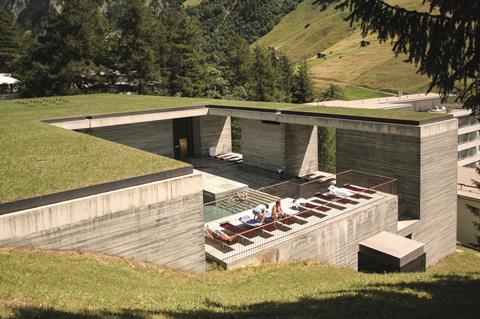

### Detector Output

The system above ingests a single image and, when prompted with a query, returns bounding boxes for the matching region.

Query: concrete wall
[337,119,458,266]
[416,123,458,265]
[0,173,205,273]
[285,124,318,176]
[241,119,286,172]
[457,196,480,245]
[80,120,174,157]
[241,119,318,176]
[227,195,398,269]
[336,129,420,218]
[193,115,232,157]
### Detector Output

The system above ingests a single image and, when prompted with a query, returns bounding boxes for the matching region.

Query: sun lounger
[205,236,235,253]
[314,193,359,205]
[239,214,263,228]
[343,184,376,194]
[220,222,268,239]
[311,198,346,210]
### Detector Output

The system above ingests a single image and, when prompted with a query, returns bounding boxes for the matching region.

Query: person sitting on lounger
[271,200,287,220]
[205,225,235,243]
[252,204,267,223]
[328,181,353,198]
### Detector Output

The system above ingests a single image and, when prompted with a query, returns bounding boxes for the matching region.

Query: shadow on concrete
[7,274,479,319]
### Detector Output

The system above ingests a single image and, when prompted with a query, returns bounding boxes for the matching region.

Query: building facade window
[458,147,479,160]
[458,116,479,128]
[458,131,480,144]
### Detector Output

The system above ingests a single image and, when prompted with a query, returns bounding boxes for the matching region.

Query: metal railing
[204,170,396,263]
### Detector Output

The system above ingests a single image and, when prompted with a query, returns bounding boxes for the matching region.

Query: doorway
[173,118,194,160]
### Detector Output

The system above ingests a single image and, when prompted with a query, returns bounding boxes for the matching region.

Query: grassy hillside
[255,0,432,94]
[0,247,479,318]
[255,0,352,61]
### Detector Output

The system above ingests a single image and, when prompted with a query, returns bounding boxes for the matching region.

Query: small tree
[320,84,345,101]
[292,60,314,103]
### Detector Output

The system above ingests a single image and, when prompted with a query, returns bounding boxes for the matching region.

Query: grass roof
[0,94,448,203]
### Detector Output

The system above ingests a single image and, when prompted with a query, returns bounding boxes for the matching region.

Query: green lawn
[0,94,446,204]
[0,246,478,318]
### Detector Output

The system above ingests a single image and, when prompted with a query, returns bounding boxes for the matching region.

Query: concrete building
[0,97,458,271]
[307,93,480,167]
[457,166,480,246]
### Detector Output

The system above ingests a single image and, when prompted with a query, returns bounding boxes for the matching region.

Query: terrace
[204,170,397,269]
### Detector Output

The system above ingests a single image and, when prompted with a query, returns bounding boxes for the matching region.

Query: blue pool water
[204,205,235,223]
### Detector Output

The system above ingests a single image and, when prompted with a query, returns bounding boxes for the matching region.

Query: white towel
[328,185,353,198]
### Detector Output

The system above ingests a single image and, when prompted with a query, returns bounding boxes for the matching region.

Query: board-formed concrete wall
[193,115,232,157]
[0,173,205,273]
[285,124,318,176]
[79,120,174,157]
[336,129,420,218]
[241,119,318,176]
[227,195,398,269]
[336,119,458,265]
[416,124,458,265]
[241,119,286,171]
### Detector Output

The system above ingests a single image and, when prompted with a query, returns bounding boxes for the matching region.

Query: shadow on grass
[7,274,480,319]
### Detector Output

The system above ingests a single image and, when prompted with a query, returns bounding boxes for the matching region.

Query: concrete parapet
[79,120,174,157]
[225,194,398,270]
[0,173,205,273]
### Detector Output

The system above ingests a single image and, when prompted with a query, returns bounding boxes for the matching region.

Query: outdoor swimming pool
[204,205,235,223]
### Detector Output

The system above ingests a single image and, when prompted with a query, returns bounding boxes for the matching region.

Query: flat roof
[359,231,424,259]
[0,94,450,204]
[457,166,480,200]
[305,93,441,110]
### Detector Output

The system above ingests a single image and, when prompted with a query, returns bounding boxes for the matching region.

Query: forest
[0,0,317,103]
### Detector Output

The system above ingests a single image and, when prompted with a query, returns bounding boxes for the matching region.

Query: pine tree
[223,36,252,88]
[0,6,23,72]
[17,0,107,96]
[276,55,294,101]
[338,0,480,112]
[292,60,314,103]
[320,84,345,101]
[114,0,162,94]
[162,10,208,97]
[247,46,275,102]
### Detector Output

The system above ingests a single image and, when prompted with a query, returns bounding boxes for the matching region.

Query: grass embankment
[0,246,479,318]
[0,94,208,203]
[255,0,431,94]
[0,94,446,204]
